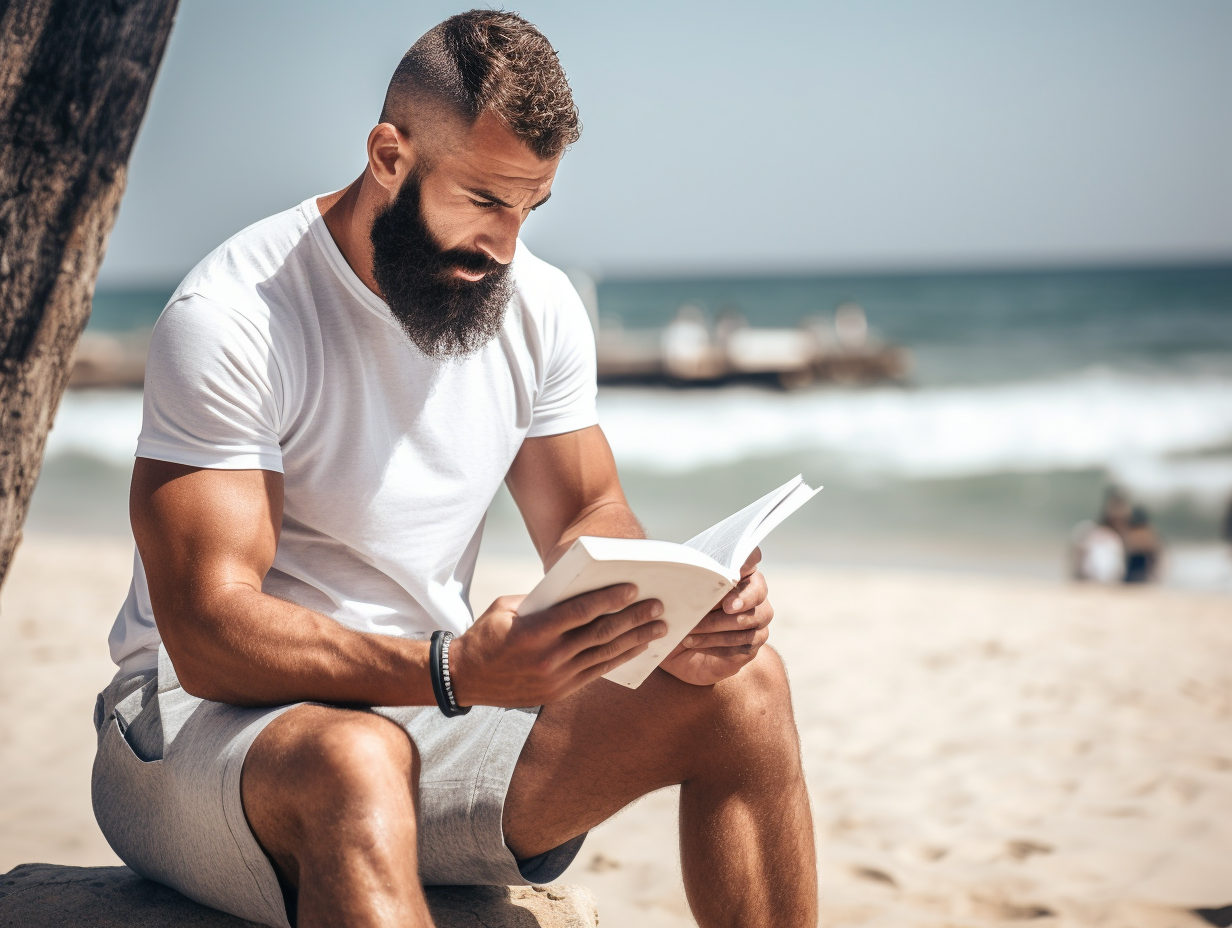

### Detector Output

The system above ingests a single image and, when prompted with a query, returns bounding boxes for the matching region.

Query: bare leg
[240,704,431,928]
[504,646,817,928]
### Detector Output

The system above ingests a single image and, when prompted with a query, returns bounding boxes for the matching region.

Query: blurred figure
[1070,520,1126,584]
[1223,495,1232,546]
[1123,506,1161,584]
[1099,486,1133,538]
[1070,486,1132,583]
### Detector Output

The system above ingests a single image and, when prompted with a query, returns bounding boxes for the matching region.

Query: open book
[517,475,821,689]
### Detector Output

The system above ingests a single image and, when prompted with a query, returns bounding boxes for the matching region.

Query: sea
[29,263,1232,591]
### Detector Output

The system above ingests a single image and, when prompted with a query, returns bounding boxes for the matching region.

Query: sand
[3,534,1231,927]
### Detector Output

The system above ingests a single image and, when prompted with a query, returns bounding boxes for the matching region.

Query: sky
[97,0,1232,285]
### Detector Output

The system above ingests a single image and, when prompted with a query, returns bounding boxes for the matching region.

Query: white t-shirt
[108,195,597,674]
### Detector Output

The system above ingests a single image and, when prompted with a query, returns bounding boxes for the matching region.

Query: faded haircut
[380,10,581,160]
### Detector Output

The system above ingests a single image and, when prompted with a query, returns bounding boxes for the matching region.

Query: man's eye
[470,199,499,209]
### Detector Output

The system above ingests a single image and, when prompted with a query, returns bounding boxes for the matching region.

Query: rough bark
[0,0,178,589]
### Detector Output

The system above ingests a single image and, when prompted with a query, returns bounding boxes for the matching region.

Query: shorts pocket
[92,716,167,880]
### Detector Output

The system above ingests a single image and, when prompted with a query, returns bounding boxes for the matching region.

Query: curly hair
[381,10,581,160]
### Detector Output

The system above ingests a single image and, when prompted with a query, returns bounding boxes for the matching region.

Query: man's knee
[245,707,419,844]
[305,712,418,798]
[700,647,800,769]
[713,645,793,719]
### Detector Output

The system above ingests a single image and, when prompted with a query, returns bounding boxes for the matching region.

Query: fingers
[720,569,767,615]
[528,583,639,631]
[689,641,765,660]
[569,617,665,673]
[690,623,771,653]
[569,642,654,692]
[690,599,772,635]
[681,624,769,650]
[739,546,763,578]
[681,603,773,648]
[564,598,665,656]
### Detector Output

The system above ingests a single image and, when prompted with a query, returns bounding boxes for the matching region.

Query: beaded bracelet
[429,630,470,717]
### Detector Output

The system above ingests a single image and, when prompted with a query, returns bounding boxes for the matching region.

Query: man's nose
[474,209,522,266]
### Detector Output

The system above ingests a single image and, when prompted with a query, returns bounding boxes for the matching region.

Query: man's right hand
[449,585,666,707]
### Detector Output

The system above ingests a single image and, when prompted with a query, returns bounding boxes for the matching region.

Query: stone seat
[0,863,597,927]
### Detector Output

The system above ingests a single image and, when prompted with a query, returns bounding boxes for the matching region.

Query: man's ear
[367,123,413,194]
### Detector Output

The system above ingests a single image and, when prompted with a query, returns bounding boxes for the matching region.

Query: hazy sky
[98,0,1232,284]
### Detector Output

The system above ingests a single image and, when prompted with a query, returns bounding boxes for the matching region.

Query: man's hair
[381,10,580,160]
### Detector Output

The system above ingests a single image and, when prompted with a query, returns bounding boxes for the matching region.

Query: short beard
[369,171,513,359]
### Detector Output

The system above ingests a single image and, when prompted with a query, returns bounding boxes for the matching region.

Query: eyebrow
[469,188,552,210]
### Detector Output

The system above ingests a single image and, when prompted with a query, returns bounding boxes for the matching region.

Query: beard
[369,171,513,359]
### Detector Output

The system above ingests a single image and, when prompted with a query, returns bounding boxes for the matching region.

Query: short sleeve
[526,277,599,438]
[136,295,285,472]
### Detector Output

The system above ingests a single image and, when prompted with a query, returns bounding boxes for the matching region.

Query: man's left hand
[659,547,773,686]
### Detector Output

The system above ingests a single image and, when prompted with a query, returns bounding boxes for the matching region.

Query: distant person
[1070,486,1132,583]
[1070,519,1126,584]
[89,12,813,928]
[1100,486,1133,539]
[1123,506,1162,584]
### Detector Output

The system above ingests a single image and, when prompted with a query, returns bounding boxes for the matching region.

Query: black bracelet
[429,630,470,717]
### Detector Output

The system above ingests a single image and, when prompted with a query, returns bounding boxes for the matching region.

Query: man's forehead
[438,111,558,195]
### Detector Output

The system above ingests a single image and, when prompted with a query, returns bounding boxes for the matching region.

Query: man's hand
[659,548,773,687]
[449,584,667,707]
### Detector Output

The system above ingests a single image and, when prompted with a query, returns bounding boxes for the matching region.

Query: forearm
[544,498,646,568]
[159,586,435,708]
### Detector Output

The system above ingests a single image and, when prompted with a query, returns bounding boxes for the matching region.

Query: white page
[742,481,822,553]
[683,476,811,573]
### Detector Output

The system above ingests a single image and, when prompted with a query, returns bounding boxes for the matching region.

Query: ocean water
[28,263,1232,588]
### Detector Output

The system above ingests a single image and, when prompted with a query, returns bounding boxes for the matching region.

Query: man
[92,12,816,928]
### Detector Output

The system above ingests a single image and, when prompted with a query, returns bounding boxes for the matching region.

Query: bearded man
[91,11,817,928]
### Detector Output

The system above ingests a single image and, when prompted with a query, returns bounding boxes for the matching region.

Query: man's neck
[318,175,383,298]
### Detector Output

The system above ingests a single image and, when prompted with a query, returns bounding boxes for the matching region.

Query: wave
[598,370,1232,487]
[44,372,1232,506]
[45,390,144,467]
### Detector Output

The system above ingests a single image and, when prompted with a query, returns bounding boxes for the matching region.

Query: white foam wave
[1110,456,1232,508]
[45,390,144,467]
[43,374,1232,509]
[598,372,1232,484]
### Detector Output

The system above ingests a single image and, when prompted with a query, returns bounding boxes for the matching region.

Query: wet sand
[3,535,1231,926]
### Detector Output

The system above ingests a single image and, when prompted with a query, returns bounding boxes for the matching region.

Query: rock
[0,863,598,928]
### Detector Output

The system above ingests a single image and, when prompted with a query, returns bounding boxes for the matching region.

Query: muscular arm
[133,457,664,709]
[131,459,436,707]
[505,425,646,567]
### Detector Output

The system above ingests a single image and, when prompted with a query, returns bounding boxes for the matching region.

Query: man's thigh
[242,699,547,887]
[503,647,793,860]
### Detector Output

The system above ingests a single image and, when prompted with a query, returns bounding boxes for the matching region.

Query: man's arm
[503,426,774,686]
[503,423,645,566]
[133,458,665,708]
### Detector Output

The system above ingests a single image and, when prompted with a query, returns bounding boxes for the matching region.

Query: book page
[683,476,813,573]
[743,480,821,551]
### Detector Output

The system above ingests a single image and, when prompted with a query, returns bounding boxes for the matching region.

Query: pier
[596,302,910,389]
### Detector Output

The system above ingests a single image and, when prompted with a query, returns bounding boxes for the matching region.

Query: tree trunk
[0,0,178,588]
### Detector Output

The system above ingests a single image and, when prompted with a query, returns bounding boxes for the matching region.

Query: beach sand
[3,534,1230,926]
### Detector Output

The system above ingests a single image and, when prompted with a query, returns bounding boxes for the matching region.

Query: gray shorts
[91,646,585,928]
